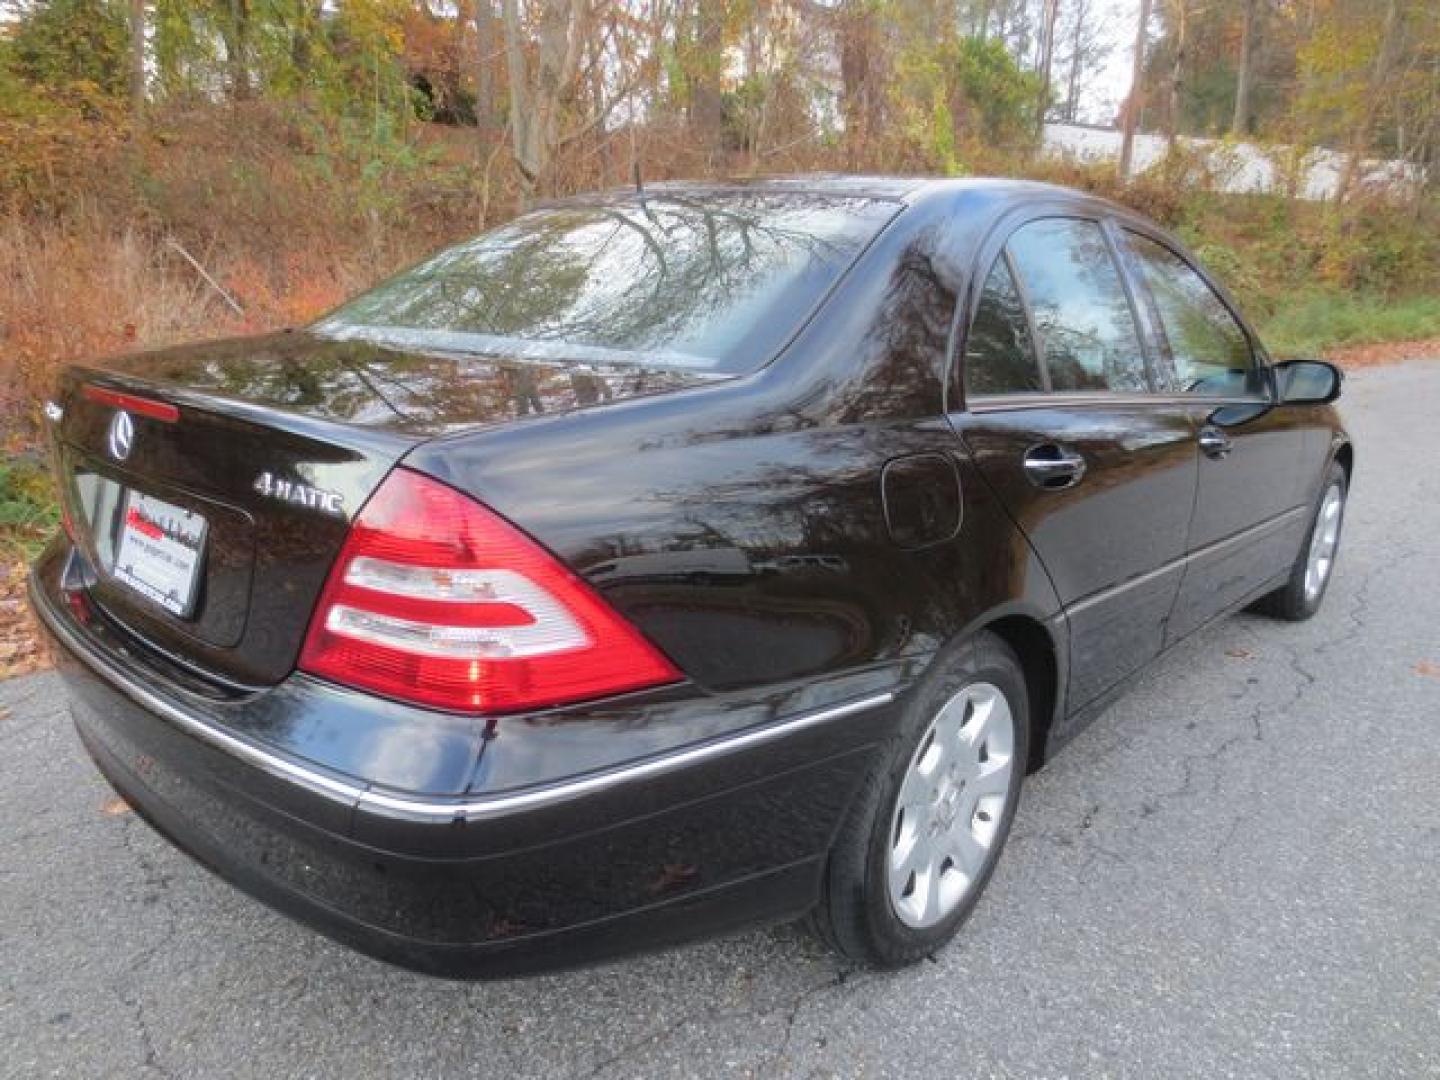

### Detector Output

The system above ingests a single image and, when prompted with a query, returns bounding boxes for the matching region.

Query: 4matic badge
[254,472,345,516]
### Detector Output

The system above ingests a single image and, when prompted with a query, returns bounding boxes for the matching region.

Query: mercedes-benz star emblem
[108,410,135,461]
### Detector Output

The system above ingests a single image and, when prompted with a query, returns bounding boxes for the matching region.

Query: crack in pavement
[763,966,865,1078]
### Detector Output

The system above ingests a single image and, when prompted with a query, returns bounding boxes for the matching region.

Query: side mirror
[1274,359,1343,405]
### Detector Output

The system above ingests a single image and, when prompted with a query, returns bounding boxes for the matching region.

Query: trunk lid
[52,331,715,687]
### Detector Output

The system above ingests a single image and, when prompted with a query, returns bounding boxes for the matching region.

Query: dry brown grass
[0,103,498,448]
[2,219,236,433]
[0,216,425,447]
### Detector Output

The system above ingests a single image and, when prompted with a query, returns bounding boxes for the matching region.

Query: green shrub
[0,458,60,561]
[1260,293,1440,358]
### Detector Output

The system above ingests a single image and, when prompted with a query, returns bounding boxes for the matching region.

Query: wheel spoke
[939,823,988,878]
[959,688,998,750]
[898,755,936,810]
[960,689,1014,771]
[914,730,947,783]
[968,760,1012,801]
[921,860,947,922]
[890,826,933,902]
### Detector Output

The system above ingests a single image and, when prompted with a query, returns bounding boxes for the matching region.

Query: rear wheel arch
[971,612,1061,773]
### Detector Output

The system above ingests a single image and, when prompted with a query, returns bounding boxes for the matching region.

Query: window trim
[965,391,1282,414]
[952,211,1166,410]
[1115,225,1272,403]
[1098,218,1165,391]
[958,247,1051,399]
[1000,245,1053,393]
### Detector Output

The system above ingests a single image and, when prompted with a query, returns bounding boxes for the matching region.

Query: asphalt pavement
[3,360,1438,1079]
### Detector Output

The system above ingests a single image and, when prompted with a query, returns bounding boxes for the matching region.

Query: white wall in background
[1041,123,1426,201]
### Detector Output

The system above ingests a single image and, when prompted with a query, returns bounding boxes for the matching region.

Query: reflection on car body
[31,176,1350,977]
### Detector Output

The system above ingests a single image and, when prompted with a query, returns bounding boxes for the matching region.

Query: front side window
[315,195,898,375]
[1005,218,1149,393]
[963,255,1044,396]
[1125,232,1262,397]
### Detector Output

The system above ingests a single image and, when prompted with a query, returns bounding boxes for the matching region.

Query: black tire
[811,631,1029,967]
[1252,461,1348,621]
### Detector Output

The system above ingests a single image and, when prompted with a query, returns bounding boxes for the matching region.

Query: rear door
[1116,229,1310,642]
[948,215,1199,710]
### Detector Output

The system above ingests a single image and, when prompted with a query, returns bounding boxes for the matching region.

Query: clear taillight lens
[298,468,681,713]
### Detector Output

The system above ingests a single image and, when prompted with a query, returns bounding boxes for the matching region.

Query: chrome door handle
[1023,444,1087,489]
[1198,426,1233,459]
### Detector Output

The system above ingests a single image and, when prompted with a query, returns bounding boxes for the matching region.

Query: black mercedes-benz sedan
[30,176,1351,977]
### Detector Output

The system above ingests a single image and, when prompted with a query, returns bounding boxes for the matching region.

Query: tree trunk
[1036,0,1059,132]
[1118,0,1153,179]
[1036,0,1060,133]
[689,4,724,153]
[224,0,253,102]
[501,0,539,197]
[128,0,145,126]
[1064,0,1085,122]
[1340,0,1405,202]
[502,0,585,204]
[1230,0,1257,136]
[475,1,498,147]
[839,0,879,164]
[1167,0,1186,149]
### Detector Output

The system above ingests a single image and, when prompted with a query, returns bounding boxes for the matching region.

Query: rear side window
[963,256,1044,395]
[1006,219,1148,393]
[1125,232,1263,397]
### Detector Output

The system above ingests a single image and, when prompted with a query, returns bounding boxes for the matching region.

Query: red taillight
[298,469,681,714]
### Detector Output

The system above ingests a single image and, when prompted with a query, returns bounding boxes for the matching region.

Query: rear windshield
[314,194,897,374]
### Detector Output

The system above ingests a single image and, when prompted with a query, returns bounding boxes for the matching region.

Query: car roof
[544,173,1117,221]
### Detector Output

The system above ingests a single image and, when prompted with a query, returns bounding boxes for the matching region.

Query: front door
[949,216,1199,710]
[1117,229,1311,642]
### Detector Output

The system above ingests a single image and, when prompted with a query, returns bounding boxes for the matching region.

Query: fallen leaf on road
[1416,661,1440,679]
[0,559,52,681]
[1327,338,1440,370]
[1225,648,1255,660]
[101,796,133,817]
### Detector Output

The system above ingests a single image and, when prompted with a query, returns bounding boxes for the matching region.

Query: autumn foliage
[2,0,1438,457]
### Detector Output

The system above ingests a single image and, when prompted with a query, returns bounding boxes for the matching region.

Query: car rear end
[30,365,891,976]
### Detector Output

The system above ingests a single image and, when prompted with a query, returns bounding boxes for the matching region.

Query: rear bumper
[30,546,895,977]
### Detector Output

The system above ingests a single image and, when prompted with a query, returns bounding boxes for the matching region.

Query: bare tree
[501,0,588,202]
[1036,0,1061,129]
[1166,0,1187,148]
[838,0,882,162]
[1231,0,1257,135]
[1339,0,1407,200]
[222,0,254,101]
[1060,0,1107,122]
[688,2,725,153]
[475,0,499,147]
[128,0,145,126]
[1118,0,1153,179]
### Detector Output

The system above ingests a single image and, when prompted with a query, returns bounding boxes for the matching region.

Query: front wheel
[1253,461,1348,621]
[811,632,1028,967]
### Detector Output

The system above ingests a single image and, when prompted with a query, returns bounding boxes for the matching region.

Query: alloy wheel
[1304,483,1344,602]
[886,682,1017,929]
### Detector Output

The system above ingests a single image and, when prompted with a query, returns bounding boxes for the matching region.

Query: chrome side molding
[31,572,894,824]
